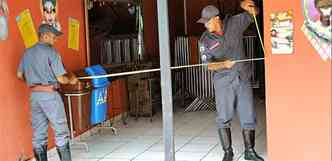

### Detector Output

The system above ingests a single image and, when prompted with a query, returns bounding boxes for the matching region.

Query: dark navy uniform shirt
[17,42,67,87]
[199,12,253,81]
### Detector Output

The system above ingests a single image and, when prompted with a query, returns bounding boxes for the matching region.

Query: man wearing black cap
[197,0,264,161]
[17,24,78,161]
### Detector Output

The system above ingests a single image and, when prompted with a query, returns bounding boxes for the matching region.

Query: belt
[30,84,57,92]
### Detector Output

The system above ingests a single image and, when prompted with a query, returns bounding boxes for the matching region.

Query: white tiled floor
[48,98,267,161]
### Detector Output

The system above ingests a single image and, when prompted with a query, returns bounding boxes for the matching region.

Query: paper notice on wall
[270,11,294,54]
[16,9,38,48]
[68,17,80,51]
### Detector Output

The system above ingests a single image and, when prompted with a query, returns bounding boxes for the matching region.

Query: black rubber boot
[242,129,264,161]
[33,144,48,161]
[218,128,234,161]
[56,143,72,161]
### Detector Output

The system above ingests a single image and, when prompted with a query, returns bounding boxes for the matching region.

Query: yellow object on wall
[68,17,80,51]
[16,9,38,48]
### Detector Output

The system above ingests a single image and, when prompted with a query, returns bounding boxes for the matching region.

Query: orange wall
[264,1,331,161]
[0,0,87,160]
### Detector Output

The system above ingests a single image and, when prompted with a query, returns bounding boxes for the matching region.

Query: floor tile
[134,151,164,160]
[175,152,206,161]
[178,143,216,153]
[46,98,267,161]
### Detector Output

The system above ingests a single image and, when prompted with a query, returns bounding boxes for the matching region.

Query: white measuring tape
[79,10,266,80]
[252,9,266,54]
[78,58,265,80]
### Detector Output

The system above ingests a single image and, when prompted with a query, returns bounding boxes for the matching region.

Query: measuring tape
[78,58,265,80]
[252,9,266,54]
[79,9,266,80]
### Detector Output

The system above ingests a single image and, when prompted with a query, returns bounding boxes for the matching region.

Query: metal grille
[90,34,140,65]
[173,35,260,112]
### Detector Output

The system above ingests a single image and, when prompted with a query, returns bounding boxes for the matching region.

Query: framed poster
[68,17,80,51]
[270,11,294,54]
[16,9,38,48]
[40,0,61,31]
[0,0,9,40]
[301,0,331,61]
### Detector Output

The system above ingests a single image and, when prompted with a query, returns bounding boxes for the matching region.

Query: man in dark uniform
[17,24,78,161]
[197,1,264,161]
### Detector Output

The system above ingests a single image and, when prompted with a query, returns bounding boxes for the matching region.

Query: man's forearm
[208,61,235,71]
[208,63,224,71]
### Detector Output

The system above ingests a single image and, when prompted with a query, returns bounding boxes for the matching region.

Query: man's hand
[240,0,259,15]
[56,72,79,85]
[17,71,25,81]
[208,60,236,71]
[208,63,223,71]
[222,60,236,69]
[68,73,79,85]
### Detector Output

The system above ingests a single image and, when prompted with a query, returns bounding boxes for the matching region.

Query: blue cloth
[84,65,110,124]
[18,42,66,86]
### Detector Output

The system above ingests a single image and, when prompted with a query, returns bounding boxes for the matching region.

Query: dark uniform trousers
[214,72,256,129]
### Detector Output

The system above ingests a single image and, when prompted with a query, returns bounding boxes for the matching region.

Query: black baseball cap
[197,5,220,24]
[38,24,63,36]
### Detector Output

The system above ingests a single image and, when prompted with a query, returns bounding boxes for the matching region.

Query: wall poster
[40,0,61,31]
[16,9,38,48]
[0,0,9,40]
[301,0,331,61]
[68,17,80,51]
[270,11,294,54]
